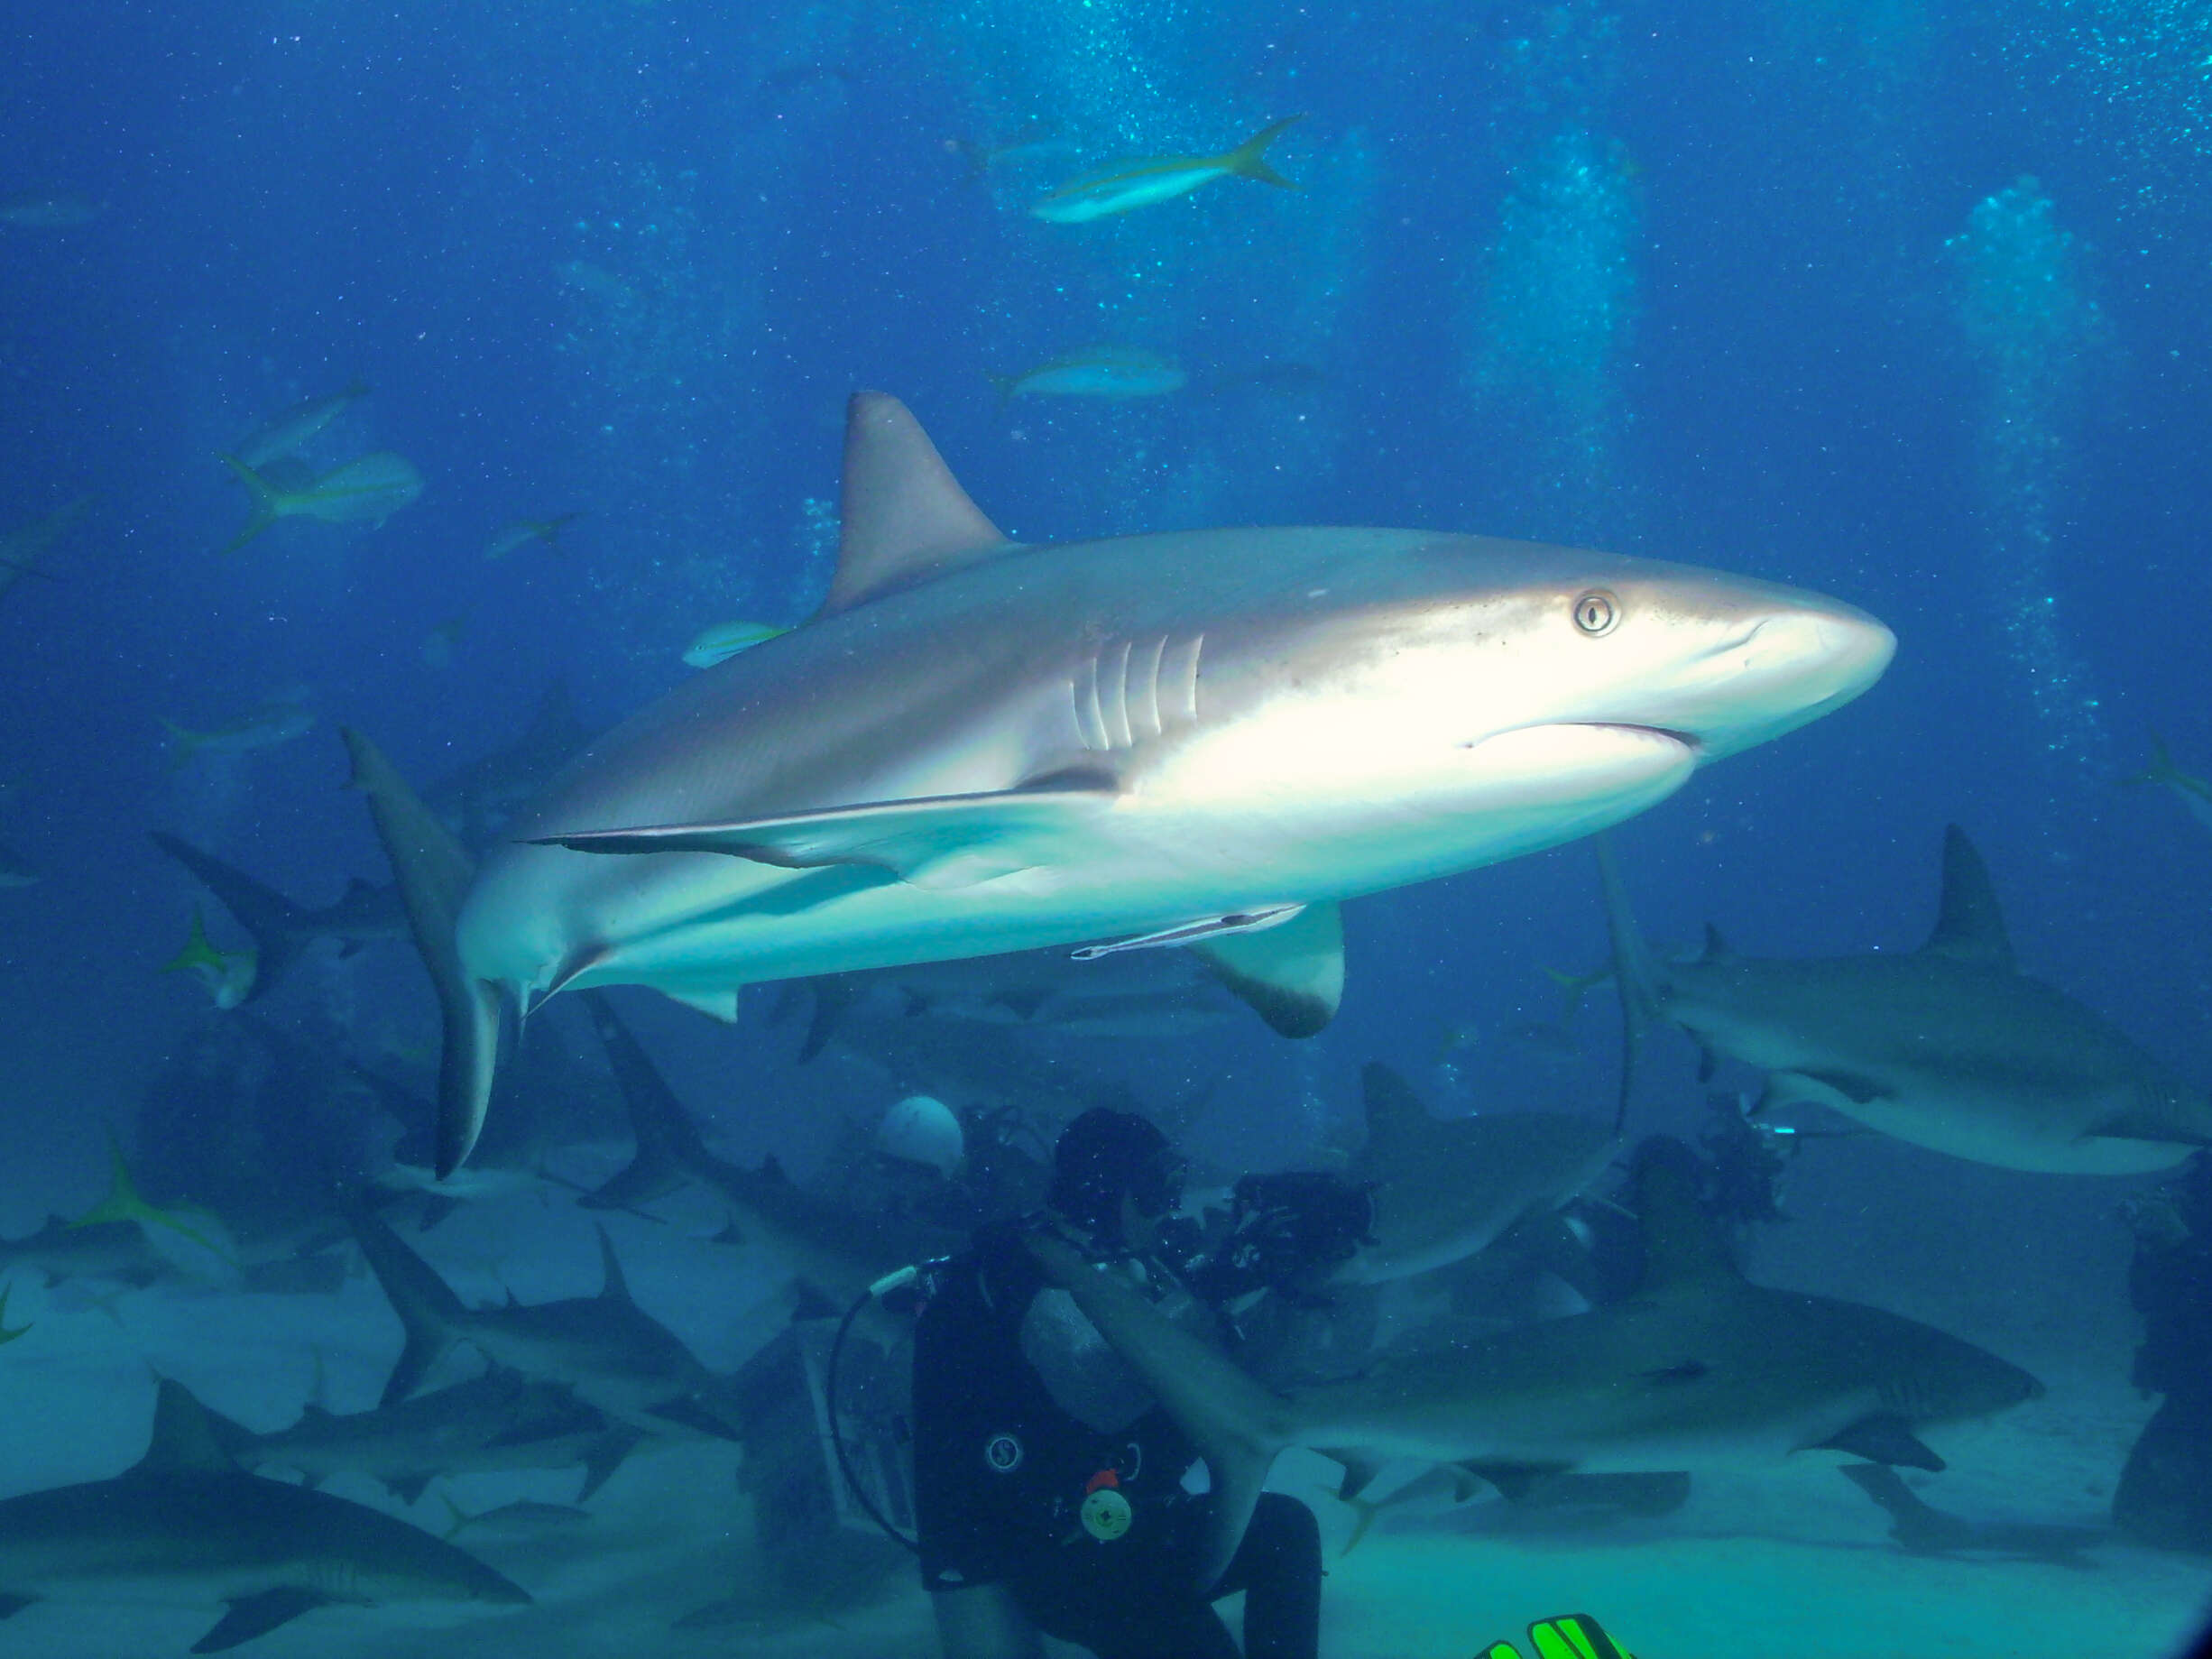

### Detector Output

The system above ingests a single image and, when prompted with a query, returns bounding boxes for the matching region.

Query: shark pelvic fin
[1922,825,2014,970]
[1811,1413,1944,1471]
[820,392,1012,617]
[1187,899,1344,1038]
[534,780,1115,889]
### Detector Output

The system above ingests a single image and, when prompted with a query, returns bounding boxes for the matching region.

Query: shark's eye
[1572,590,1620,636]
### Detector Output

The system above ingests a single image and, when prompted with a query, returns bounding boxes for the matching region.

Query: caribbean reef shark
[1333,1061,1618,1286]
[0,1378,527,1652]
[350,1203,736,1443]
[1028,1142,2041,1589]
[151,830,406,1003]
[1601,825,2212,1174]
[428,393,1890,1172]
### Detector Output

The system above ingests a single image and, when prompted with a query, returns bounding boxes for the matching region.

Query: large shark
[0,1378,528,1652]
[1028,1144,2041,1589]
[432,392,1893,1172]
[1333,1061,1618,1286]
[1600,825,2212,1174]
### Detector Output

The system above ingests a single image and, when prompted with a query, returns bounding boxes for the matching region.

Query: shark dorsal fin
[594,1224,631,1304]
[1922,825,2013,970]
[1631,1139,1738,1292]
[1700,923,1732,963]
[819,393,1010,617]
[134,1378,239,1476]
[1359,1061,1431,1163]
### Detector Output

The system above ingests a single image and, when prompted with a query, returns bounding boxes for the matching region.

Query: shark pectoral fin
[1810,1414,1944,1471]
[660,985,742,1023]
[1763,1068,1888,1112]
[534,782,1115,889]
[1323,1450,1387,1503]
[2082,1103,2210,1148]
[192,1587,331,1654]
[1464,1459,1575,1503]
[577,1429,643,1502]
[1187,900,1344,1038]
[386,1471,434,1506]
[0,1594,38,1619]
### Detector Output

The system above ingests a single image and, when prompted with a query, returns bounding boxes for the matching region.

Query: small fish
[159,697,317,770]
[71,1134,235,1274]
[484,512,584,560]
[421,613,468,670]
[218,451,425,553]
[0,839,38,889]
[0,494,94,601]
[0,190,101,227]
[161,907,259,1009]
[987,346,1187,401]
[2125,731,2212,835]
[234,379,370,469]
[681,620,788,668]
[1030,115,1305,224]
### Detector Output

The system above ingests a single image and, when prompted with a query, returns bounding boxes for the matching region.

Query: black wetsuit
[2115,1157,2212,1553]
[912,1221,1320,1659]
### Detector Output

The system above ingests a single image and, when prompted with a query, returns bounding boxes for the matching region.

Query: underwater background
[3,0,2212,1654]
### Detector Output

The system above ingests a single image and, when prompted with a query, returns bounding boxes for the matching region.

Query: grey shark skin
[206,1369,638,1507]
[349,1203,734,1442]
[151,830,406,1001]
[1602,826,2212,1174]
[1028,1147,2041,1590]
[1335,1061,1618,1286]
[0,1378,527,1653]
[578,989,961,1305]
[437,393,1892,1172]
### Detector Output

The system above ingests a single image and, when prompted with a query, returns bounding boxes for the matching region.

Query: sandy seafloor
[2,1162,2208,1659]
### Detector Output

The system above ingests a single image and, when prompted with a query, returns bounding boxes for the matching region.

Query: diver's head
[1047,1107,1185,1252]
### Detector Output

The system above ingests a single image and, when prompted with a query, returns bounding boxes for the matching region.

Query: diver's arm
[933,1583,1046,1659]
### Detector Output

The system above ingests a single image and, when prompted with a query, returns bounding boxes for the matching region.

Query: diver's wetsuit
[913,1220,1321,1659]
[2115,1156,2212,1553]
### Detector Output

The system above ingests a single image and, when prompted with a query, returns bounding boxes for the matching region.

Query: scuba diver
[911,1106,1364,1659]
[2114,1150,2212,1553]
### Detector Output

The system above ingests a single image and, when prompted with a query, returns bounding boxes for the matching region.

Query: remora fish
[1029,1144,2041,1589]
[218,451,423,553]
[207,1369,637,1507]
[350,1203,736,1442]
[1600,827,2212,1174]
[1030,115,1306,223]
[0,1378,528,1652]
[1334,1062,1617,1286]
[152,830,406,1002]
[432,393,1892,1173]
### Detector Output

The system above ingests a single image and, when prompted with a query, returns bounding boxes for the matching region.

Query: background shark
[1029,1142,2042,1590]
[436,392,1893,1171]
[0,1378,528,1652]
[1601,825,2212,1174]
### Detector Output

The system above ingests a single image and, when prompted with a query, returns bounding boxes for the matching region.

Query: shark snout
[1661,602,1896,761]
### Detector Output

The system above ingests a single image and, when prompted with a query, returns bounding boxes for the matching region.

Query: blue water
[3,1,2211,1654]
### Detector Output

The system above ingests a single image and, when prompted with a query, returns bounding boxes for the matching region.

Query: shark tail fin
[216,454,281,554]
[346,1201,468,1405]
[1595,835,1664,1135]
[339,728,497,1178]
[984,373,1020,403]
[150,831,309,998]
[1221,115,1306,189]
